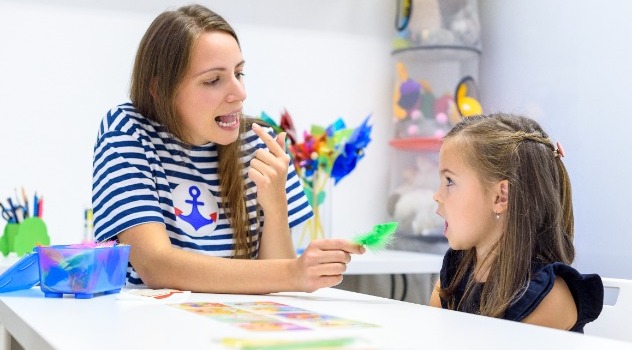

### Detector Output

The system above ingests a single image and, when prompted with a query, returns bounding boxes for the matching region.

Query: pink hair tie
[555,142,565,158]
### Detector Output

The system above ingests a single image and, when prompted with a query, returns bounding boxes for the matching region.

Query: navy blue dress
[439,249,603,333]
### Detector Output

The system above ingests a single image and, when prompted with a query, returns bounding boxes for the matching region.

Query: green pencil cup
[0,223,20,257]
[0,218,50,257]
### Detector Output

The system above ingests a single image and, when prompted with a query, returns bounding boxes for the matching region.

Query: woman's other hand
[291,238,366,292]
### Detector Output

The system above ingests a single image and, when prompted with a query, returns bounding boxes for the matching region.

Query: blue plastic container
[0,252,40,292]
[36,245,130,299]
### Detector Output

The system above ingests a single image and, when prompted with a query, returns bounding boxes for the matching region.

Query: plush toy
[387,156,444,236]
[448,0,481,48]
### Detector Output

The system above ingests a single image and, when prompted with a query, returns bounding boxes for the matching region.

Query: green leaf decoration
[352,221,398,250]
[303,186,314,207]
[315,191,326,207]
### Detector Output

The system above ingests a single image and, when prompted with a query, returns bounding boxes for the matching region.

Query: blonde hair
[440,114,574,317]
[130,4,253,258]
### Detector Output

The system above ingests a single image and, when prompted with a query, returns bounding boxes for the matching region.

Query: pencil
[21,187,29,218]
[33,193,38,217]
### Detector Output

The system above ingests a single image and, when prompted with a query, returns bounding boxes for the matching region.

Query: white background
[0,0,629,279]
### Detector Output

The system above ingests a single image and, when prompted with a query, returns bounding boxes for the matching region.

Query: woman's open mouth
[215,111,240,129]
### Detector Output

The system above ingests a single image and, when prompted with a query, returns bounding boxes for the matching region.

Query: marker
[33,193,39,217]
[37,196,44,218]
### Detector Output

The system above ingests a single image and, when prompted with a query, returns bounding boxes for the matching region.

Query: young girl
[92,4,364,294]
[429,113,603,332]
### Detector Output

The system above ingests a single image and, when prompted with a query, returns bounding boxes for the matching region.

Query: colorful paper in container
[0,243,130,299]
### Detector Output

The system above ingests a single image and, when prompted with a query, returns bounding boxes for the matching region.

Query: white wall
[0,0,394,244]
[479,0,632,278]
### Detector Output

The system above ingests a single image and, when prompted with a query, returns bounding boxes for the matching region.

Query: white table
[0,287,628,350]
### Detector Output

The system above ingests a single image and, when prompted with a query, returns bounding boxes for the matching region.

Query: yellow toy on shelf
[455,75,483,117]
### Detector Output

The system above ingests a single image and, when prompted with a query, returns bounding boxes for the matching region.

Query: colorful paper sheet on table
[171,301,378,332]
[219,336,371,350]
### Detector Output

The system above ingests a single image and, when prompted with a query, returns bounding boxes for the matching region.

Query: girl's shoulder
[506,262,603,329]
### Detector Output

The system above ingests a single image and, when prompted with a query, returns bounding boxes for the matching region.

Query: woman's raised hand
[249,123,290,212]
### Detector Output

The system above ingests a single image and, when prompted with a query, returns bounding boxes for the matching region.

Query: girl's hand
[248,123,290,212]
[292,239,366,292]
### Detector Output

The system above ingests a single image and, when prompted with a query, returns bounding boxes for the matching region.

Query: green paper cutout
[352,221,398,250]
[14,217,50,256]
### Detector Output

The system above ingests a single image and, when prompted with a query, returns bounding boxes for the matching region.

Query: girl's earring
[495,213,500,220]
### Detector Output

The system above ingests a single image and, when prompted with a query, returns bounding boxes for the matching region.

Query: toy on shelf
[387,153,443,237]
[393,0,481,52]
[455,75,483,117]
[391,0,482,139]
[393,61,460,139]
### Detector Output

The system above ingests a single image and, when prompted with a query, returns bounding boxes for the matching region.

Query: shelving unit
[388,9,481,246]
[388,45,479,239]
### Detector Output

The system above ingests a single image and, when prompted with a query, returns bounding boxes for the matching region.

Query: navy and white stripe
[92,103,313,285]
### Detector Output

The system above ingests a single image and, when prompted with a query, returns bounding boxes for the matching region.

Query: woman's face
[175,31,246,146]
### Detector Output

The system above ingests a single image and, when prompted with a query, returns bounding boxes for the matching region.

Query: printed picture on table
[226,301,305,313]
[172,301,379,331]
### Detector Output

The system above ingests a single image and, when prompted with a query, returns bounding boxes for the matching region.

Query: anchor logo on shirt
[174,185,218,232]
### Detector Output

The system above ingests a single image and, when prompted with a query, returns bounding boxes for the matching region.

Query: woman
[92,4,364,294]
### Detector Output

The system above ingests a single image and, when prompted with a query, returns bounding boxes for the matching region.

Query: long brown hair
[130,4,254,258]
[440,114,574,317]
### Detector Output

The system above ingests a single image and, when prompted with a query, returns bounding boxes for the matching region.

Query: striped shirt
[92,103,313,285]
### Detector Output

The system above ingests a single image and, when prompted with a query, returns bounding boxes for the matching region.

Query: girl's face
[175,31,246,146]
[433,140,502,254]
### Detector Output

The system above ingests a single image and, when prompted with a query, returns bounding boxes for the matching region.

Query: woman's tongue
[216,114,237,128]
